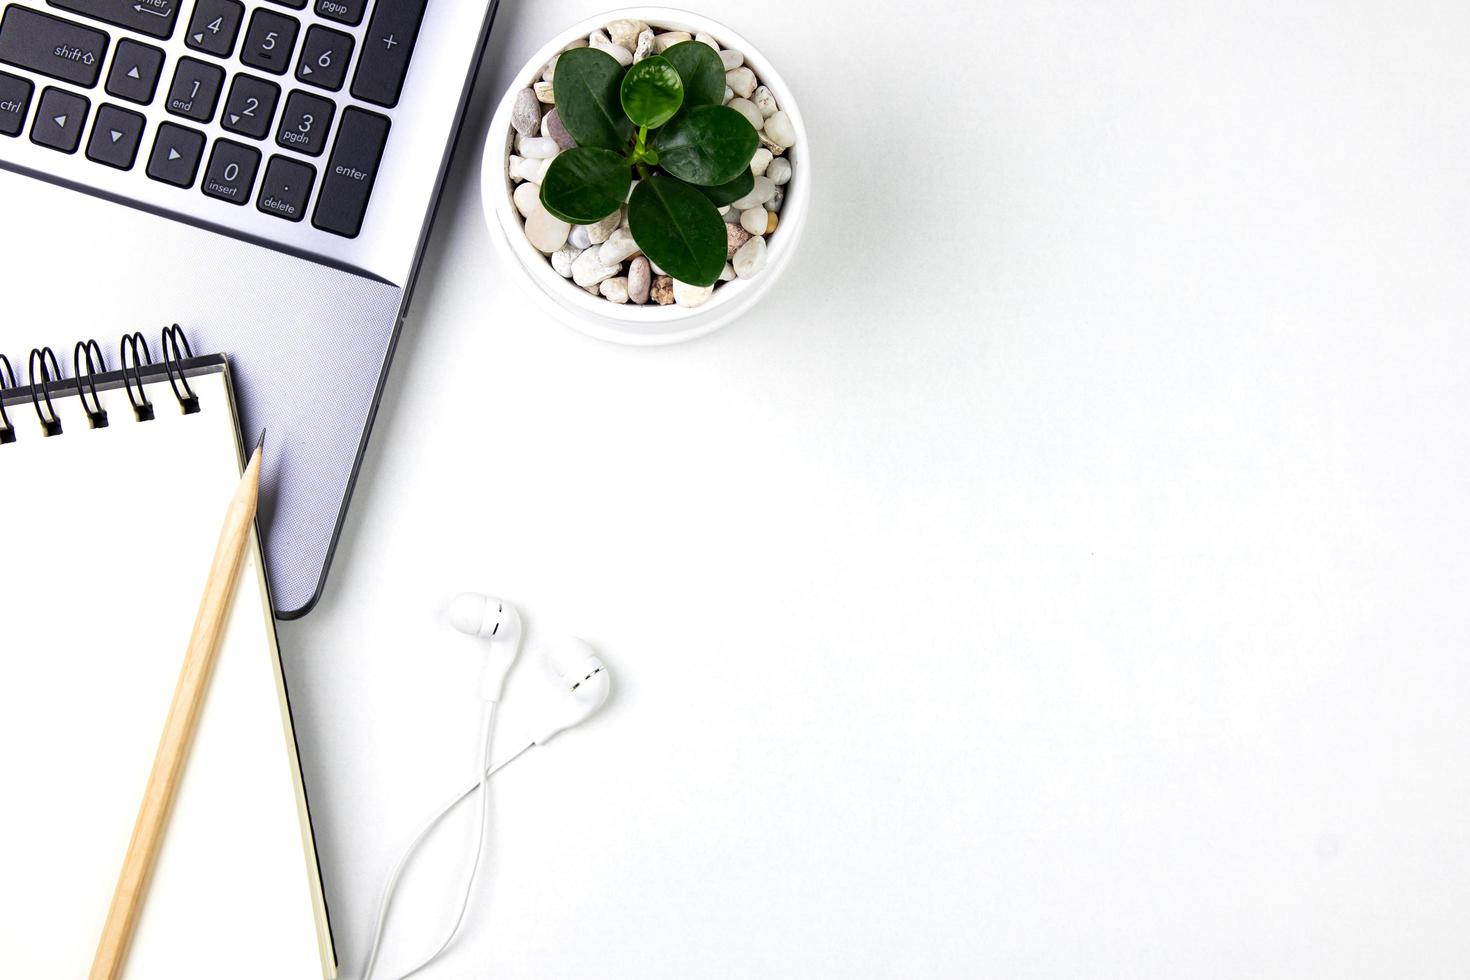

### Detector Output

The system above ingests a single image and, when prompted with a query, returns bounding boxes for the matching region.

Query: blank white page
[0,365,334,979]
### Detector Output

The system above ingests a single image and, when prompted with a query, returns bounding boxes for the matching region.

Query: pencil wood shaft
[89,445,263,980]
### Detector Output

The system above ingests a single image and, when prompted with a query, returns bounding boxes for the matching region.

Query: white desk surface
[281,1,1470,977]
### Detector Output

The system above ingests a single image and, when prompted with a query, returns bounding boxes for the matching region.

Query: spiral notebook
[0,332,336,979]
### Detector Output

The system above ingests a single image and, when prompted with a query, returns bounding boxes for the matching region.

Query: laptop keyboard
[0,0,426,237]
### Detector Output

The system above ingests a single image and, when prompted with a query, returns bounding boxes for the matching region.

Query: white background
[282,1,1470,977]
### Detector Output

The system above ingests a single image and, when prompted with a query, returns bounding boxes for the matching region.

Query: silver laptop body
[0,0,498,615]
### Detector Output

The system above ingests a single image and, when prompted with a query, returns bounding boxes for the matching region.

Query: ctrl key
[257,155,315,222]
[0,70,33,137]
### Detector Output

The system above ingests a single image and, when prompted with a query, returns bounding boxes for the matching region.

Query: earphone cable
[362,707,535,980]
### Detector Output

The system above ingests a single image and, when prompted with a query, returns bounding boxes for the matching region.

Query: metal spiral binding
[74,338,110,429]
[0,328,205,443]
[28,347,63,436]
[0,355,16,444]
[161,323,200,414]
[120,331,156,422]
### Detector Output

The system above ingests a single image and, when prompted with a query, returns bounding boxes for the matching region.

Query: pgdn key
[312,106,389,238]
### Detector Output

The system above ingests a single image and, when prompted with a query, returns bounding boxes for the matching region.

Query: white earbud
[448,593,523,701]
[532,637,612,745]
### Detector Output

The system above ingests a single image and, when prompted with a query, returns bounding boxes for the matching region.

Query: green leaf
[620,56,683,129]
[540,148,631,223]
[695,167,755,207]
[660,40,725,108]
[628,175,728,287]
[654,105,760,187]
[552,47,635,150]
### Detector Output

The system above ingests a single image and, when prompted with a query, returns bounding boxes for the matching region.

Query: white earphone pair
[363,594,612,980]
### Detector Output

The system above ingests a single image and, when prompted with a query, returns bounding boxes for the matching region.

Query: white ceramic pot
[481,7,810,346]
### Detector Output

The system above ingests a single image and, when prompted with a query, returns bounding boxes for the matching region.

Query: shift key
[312,107,389,238]
[0,7,109,87]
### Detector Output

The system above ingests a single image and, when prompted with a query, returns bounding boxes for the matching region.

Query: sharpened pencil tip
[253,429,266,455]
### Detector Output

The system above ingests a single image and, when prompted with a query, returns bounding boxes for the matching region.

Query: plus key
[349,0,426,108]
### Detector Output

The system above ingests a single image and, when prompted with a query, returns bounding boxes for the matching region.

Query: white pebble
[720,262,736,282]
[723,206,741,224]
[600,276,630,303]
[592,38,633,67]
[673,280,714,308]
[694,32,720,52]
[534,81,555,104]
[511,88,540,138]
[550,245,581,277]
[739,207,768,235]
[507,155,548,183]
[598,226,641,265]
[587,29,610,45]
[653,31,691,52]
[727,97,762,131]
[518,135,560,159]
[605,18,642,51]
[719,49,744,70]
[627,257,651,303]
[648,258,666,275]
[764,110,796,148]
[725,67,756,99]
[729,175,775,210]
[723,86,733,104]
[749,147,772,177]
[752,86,778,118]
[512,180,540,218]
[767,157,792,186]
[524,203,570,253]
[572,246,620,287]
[633,29,656,63]
[586,210,620,245]
[732,235,767,278]
[541,53,558,83]
[568,223,592,249]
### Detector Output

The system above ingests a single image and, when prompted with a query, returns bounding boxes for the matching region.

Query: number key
[202,138,261,205]
[296,25,353,92]
[221,74,279,140]
[241,8,300,76]
[166,57,225,123]
[185,0,245,59]
[275,89,334,157]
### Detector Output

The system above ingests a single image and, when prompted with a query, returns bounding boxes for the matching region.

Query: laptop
[0,0,499,616]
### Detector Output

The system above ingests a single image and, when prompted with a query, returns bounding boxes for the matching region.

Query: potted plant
[482,9,809,345]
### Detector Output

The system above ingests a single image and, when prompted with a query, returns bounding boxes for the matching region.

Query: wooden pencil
[89,433,265,980]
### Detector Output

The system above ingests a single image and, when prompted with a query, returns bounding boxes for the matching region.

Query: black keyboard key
[240,8,298,76]
[264,0,306,7]
[350,0,426,108]
[185,0,243,58]
[166,57,223,123]
[202,138,260,205]
[0,69,33,136]
[146,121,204,186]
[275,88,332,156]
[0,7,108,87]
[105,39,163,104]
[313,106,388,237]
[221,73,278,140]
[257,154,314,221]
[85,102,143,168]
[296,25,352,91]
[165,57,224,122]
[30,86,87,152]
[315,0,366,27]
[48,0,176,41]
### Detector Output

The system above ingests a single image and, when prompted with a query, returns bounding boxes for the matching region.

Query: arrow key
[146,121,205,187]
[85,102,144,168]
[296,25,353,92]
[221,72,279,140]
[30,86,88,153]
[185,0,244,59]
[105,39,164,105]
